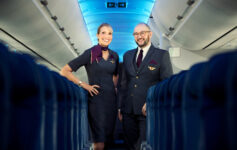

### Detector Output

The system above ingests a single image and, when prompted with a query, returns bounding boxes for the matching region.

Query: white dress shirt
[136,42,151,61]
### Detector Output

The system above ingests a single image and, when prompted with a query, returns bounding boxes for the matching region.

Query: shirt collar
[137,43,151,60]
[138,42,151,53]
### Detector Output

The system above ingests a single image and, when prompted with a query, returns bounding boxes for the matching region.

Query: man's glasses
[133,31,150,37]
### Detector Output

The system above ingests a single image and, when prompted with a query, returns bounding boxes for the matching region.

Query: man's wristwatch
[78,81,83,87]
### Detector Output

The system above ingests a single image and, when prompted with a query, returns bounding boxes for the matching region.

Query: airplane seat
[74,85,85,149]
[78,87,90,149]
[51,71,68,150]
[170,71,186,149]
[163,76,177,150]
[73,85,90,149]
[146,82,164,150]
[169,73,184,150]
[182,63,208,150]
[38,66,57,150]
[0,43,11,150]
[7,52,45,150]
[200,52,235,150]
[156,80,168,150]
[60,77,75,150]
[146,85,157,150]
[226,51,237,150]
[70,83,80,150]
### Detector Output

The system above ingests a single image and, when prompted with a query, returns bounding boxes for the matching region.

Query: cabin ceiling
[0,0,237,75]
[0,0,155,67]
[152,0,237,51]
[78,0,155,59]
[0,0,92,79]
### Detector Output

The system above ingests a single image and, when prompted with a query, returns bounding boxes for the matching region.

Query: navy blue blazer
[118,44,173,115]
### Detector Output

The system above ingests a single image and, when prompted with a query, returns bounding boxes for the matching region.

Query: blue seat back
[146,85,157,149]
[0,43,11,150]
[51,71,68,150]
[156,80,168,150]
[200,52,233,150]
[61,78,74,150]
[160,78,173,150]
[38,66,57,150]
[69,82,80,150]
[226,51,237,150]
[79,87,90,149]
[169,74,182,150]
[8,52,44,150]
[182,63,207,150]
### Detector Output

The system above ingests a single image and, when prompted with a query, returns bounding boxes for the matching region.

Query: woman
[60,23,119,150]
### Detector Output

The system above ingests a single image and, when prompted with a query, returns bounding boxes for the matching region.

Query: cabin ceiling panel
[152,0,188,33]
[172,0,237,50]
[47,0,93,53]
[0,0,91,76]
[78,0,155,60]
[152,0,237,51]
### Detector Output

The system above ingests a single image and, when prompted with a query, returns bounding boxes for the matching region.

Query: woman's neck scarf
[90,44,108,64]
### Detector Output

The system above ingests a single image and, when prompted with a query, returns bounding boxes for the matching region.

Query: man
[118,23,173,150]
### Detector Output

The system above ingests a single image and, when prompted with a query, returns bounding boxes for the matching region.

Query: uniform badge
[148,66,156,71]
[110,60,115,64]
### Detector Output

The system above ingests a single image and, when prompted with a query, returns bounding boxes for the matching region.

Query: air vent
[59,27,64,31]
[51,16,57,20]
[40,0,48,6]
[169,27,175,31]
[187,0,195,6]
[177,15,183,20]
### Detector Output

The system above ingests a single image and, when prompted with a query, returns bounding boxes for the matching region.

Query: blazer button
[131,94,134,96]
[134,84,137,88]
[136,76,139,79]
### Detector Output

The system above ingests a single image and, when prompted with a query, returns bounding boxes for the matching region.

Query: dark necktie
[136,49,143,67]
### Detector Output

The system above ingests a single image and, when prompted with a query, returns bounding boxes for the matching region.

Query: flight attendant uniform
[68,45,119,143]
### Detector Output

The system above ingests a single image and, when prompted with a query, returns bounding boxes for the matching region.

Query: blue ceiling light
[78,0,155,61]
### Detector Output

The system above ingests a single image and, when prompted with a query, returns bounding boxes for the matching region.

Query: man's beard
[136,36,150,48]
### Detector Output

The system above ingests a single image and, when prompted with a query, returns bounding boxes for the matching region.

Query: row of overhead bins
[151,0,237,51]
[0,0,92,81]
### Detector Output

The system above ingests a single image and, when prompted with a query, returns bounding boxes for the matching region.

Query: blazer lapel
[127,49,138,74]
[137,45,155,73]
